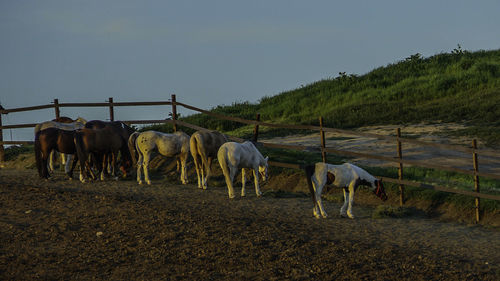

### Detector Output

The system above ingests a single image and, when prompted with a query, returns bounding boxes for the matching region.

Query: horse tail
[73,131,87,173]
[127,132,140,166]
[304,164,317,208]
[189,133,202,169]
[34,130,44,178]
[217,145,230,181]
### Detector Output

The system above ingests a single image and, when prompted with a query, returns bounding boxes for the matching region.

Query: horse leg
[193,153,202,188]
[224,167,237,199]
[67,154,78,180]
[100,154,107,181]
[340,188,349,218]
[252,168,262,197]
[142,153,152,185]
[346,182,356,219]
[49,150,56,173]
[136,151,144,184]
[64,154,72,174]
[179,154,188,185]
[203,157,213,190]
[60,152,67,171]
[311,177,327,218]
[241,168,247,197]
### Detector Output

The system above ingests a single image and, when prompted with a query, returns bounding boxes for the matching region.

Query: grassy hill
[171,47,500,145]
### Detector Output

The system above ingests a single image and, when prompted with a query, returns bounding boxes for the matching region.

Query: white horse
[217,141,269,198]
[130,130,190,185]
[34,117,87,173]
[305,162,388,219]
[190,130,228,189]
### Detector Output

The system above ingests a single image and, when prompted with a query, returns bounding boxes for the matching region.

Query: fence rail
[1,96,499,222]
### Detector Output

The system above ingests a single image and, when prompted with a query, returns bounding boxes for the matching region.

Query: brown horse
[35,127,81,179]
[74,127,130,182]
[84,120,135,177]
[189,130,228,189]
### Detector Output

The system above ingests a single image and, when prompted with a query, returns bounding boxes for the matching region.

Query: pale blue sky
[1,0,499,141]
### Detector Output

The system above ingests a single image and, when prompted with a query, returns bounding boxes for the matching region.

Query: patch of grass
[372,205,413,219]
[4,145,33,161]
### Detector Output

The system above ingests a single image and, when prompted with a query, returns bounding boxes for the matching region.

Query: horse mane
[304,164,318,209]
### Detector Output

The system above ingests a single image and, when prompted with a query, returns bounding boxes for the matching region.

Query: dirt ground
[1,166,499,280]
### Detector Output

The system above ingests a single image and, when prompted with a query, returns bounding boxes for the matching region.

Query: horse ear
[265,156,269,162]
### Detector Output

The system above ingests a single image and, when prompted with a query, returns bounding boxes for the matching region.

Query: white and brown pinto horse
[129,130,190,185]
[190,130,228,189]
[34,117,87,173]
[305,162,388,219]
[217,141,269,198]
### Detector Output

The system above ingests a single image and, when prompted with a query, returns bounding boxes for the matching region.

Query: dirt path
[1,169,499,280]
[262,123,500,175]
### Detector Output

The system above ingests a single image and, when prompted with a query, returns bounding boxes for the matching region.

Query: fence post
[108,97,114,121]
[0,111,4,163]
[396,128,405,206]
[319,116,327,163]
[53,99,60,119]
[472,139,480,223]
[252,113,261,142]
[171,94,177,132]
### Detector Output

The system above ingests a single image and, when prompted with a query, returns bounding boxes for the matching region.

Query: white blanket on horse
[35,117,86,134]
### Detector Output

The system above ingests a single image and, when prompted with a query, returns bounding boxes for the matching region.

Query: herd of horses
[34,117,388,219]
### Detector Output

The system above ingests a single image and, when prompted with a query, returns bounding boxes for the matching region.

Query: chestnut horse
[34,127,81,179]
[84,120,135,177]
[74,127,130,182]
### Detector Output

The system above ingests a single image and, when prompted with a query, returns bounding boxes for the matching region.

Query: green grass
[152,48,500,146]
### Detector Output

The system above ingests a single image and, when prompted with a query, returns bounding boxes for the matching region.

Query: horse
[305,162,388,219]
[129,130,190,185]
[84,120,135,177]
[34,117,87,173]
[190,130,228,189]
[34,127,81,179]
[74,127,130,182]
[217,141,269,199]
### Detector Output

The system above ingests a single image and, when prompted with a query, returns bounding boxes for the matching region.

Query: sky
[1,0,499,142]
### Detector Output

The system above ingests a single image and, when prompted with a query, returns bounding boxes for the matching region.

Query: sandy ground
[0,167,499,280]
[262,122,500,176]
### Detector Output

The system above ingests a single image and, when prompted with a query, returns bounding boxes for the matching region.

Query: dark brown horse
[84,120,135,177]
[74,127,131,182]
[35,127,80,179]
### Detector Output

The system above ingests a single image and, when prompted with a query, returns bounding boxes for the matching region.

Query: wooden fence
[1,95,499,223]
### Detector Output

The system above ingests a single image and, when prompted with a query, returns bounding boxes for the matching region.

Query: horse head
[259,156,269,182]
[76,117,87,124]
[374,179,388,201]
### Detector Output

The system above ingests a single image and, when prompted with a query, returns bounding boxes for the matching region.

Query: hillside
[175,48,500,145]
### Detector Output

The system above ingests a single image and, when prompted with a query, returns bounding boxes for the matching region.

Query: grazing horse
[190,130,228,189]
[34,127,80,179]
[305,162,388,219]
[217,141,269,199]
[34,117,87,173]
[84,120,135,177]
[129,130,190,185]
[74,127,129,182]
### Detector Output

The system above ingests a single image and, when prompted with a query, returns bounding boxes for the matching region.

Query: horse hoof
[138,181,143,185]
[229,194,235,199]
[147,181,151,185]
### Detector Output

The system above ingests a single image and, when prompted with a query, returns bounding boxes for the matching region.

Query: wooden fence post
[319,117,326,163]
[0,111,4,163]
[108,97,114,121]
[53,99,60,119]
[397,128,405,206]
[171,94,177,132]
[252,113,260,142]
[472,139,480,223]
